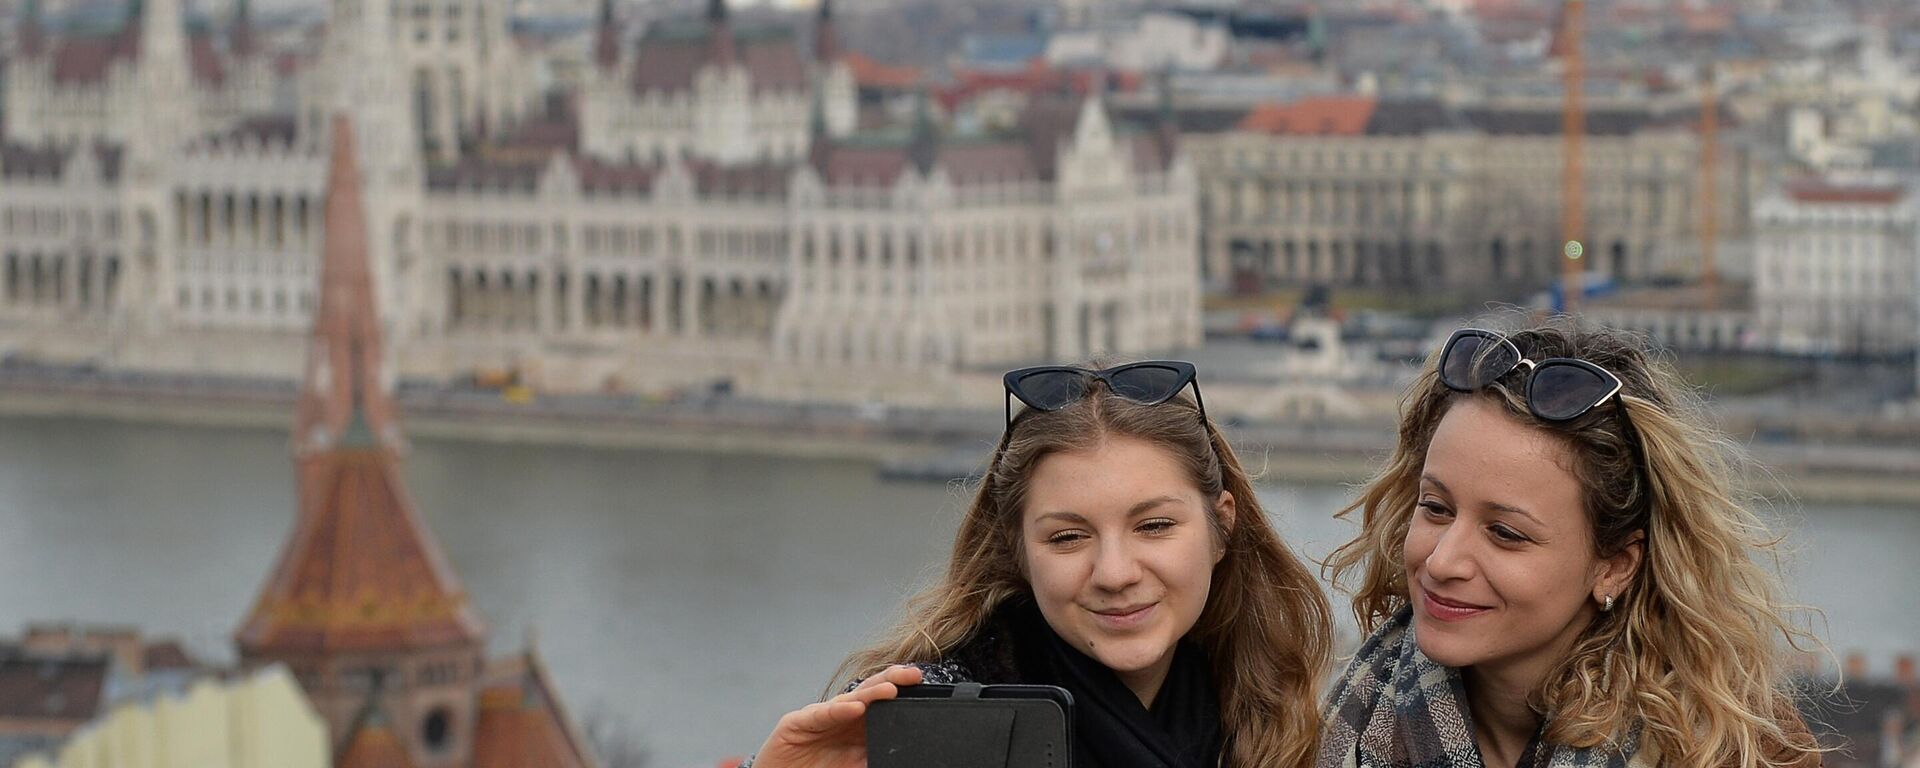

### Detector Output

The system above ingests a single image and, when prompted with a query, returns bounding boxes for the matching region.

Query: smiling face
[1020,435,1233,703]
[1404,397,1637,682]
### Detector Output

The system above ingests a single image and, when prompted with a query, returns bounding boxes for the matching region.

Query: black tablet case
[867,683,1073,768]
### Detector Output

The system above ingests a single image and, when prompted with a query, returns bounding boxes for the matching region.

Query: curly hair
[1323,321,1825,768]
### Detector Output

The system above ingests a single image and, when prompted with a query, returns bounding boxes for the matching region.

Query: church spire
[812,0,835,64]
[236,115,481,661]
[19,0,45,57]
[294,115,401,455]
[232,0,257,56]
[705,0,734,66]
[593,0,618,69]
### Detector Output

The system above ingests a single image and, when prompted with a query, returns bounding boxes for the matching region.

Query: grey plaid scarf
[1318,607,1655,768]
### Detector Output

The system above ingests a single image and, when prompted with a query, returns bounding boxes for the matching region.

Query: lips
[1419,587,1492,622]
[1090,603,1157,630]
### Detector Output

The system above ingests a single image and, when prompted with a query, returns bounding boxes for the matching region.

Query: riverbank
[2,381,1918,506]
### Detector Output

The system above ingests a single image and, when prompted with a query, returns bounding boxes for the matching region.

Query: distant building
[579,0,856,165]
[1182,95,1746,295]
[13,665,328,768]
[1753,176,1920,356]
[0,648,108,767]
[0,0,1198,405]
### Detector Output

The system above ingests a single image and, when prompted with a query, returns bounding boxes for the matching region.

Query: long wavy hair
[837,375,1334,768]
[1323,321,1824,767]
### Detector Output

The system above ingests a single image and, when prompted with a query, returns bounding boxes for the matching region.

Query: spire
[593,0,619,69]
[813,0,835,64]
[19,0,44,57]
[907,88,939,175]
[705,0,734,66]
[294,114,400,454]
[234,116,483,661]
[232,0,257,56]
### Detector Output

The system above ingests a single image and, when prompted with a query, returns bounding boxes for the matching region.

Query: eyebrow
[1034,495,1184,526]
[1420,474,1547,528]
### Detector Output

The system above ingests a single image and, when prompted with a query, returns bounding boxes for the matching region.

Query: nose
[1423,518,1478,583]
[1089,537,1144,593]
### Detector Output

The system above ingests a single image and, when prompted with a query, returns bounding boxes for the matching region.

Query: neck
[1463,663,1541,764]
[1115,653,1177,709]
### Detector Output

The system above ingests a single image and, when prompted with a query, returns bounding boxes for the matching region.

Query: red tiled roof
[1783,179,1906,205]
[335,718,417,768]
[938,61,1142,112]
[843,52,919,90]
[1238,96,1378,136]
[471,653,592,768]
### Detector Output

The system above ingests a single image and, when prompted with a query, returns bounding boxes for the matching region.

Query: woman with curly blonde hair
[1320,322,1823,768]
[751,360,1333,768]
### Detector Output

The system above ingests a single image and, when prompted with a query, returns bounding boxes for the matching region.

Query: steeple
[19,0,45,58]
[705,0,734,66]
[593,0,618,69]
[231,0,257,56]
[812,0,835,65]
[236,114,482,660]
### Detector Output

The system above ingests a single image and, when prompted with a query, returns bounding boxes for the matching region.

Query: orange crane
[1559,0,1586,314]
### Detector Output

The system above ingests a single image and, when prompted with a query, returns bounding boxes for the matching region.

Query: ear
[1592,530,1645,607]
[1213,490,1237,562]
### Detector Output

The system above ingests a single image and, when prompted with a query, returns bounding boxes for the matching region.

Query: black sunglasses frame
[1437,329,1626,423]
[1002,360,1207,428]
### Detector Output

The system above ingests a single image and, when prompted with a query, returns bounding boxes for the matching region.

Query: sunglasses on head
[1437,329,1625,422]
[1002,360,1206,428]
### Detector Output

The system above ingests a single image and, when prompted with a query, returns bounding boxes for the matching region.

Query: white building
[578,0,856,165]
[1753,176,1920,355]
[0,0,1200,406]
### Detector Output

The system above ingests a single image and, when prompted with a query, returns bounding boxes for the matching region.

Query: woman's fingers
[782,699,868,736]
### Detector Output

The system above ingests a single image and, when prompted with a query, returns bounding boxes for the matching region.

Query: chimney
[1847,651,1869,680]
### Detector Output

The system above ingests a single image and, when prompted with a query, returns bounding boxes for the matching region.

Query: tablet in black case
[867,683,1073,768]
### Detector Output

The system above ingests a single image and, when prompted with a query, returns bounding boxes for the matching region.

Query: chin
[1411,623,1485,668]
[1088,638,1172,674]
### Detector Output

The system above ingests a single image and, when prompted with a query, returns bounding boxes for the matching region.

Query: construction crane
[1559,0,1586,315]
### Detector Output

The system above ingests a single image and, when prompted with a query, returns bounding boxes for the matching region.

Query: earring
[1601,594,1616,612]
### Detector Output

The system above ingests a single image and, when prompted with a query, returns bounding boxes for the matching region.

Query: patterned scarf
[1318,607,1655,768]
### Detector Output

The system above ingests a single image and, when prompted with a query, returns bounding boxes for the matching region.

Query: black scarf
[954,598,1224,768]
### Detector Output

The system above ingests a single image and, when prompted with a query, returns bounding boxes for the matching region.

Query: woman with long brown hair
[750,361,1333,768]
[1320,322,1823,768]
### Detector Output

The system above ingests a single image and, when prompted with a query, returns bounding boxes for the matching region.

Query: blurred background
[0,0,1917,766]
